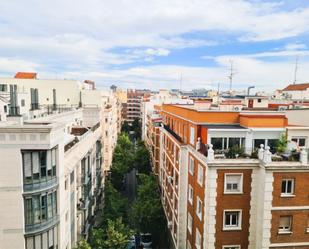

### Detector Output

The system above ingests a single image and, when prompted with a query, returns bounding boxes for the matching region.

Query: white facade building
[0,75,120,249]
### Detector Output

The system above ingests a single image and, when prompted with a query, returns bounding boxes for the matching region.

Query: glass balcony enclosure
[22,147,58,192]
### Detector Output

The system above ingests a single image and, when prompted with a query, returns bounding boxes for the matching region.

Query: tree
[110,133,134,189]
[131,118,141,140]
[121,121,131,133]
[277,133,288,153]
[90,219,132,249]
[74,240,92,249]
[134,142,151,174]
[102,181,128,226]
[130,174,164,239]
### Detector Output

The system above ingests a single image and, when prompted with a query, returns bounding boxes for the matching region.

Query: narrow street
[124,168,138,202]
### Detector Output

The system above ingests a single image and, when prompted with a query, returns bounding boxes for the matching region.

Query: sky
[0,0,309,92]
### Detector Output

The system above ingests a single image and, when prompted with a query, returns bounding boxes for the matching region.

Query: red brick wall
[215,169,252,249]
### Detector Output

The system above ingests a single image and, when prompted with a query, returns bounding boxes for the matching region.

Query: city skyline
[0,0,308,91]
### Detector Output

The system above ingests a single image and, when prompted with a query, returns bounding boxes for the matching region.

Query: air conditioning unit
[278,106,287,111]
[233,106,242,111]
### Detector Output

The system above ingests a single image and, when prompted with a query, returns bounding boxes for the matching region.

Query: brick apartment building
[145,102,309,249]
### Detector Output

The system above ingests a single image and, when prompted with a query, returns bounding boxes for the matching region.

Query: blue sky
[0,0,308,92]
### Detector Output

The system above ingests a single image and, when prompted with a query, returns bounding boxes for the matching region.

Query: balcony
[163,125,182,143]
[25,215,59,235]
[23,177,58,193]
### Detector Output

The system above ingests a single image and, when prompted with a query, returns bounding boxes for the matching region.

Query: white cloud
[284,43,307,51]
[0,0,308,89]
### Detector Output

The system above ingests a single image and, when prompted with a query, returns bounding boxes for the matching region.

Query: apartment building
[0,73,120,249]
[101,90,121,171]
[147,102,309,249]
[141,89,193,141]
[125,89,150,123]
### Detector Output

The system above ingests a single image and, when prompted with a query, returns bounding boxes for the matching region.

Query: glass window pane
[254,139,265,149]
[211,138,223,150]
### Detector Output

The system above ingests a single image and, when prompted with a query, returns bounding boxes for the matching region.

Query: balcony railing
[163,125,182,143]
[23,177,58,192]
[25,215,59,235]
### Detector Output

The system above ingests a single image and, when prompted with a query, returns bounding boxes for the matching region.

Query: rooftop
[14,72,37,79]
[282,83,309,91]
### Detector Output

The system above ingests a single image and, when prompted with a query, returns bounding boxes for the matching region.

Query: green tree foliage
[74,240,92,249]
[121,121,131,133]
[102,181,128,226]
[111,133,134,189]
[277,133,288,153]
[90,219,132,249]
[134,141,151,174]
[130,174,164,240]
[131,118,141,140]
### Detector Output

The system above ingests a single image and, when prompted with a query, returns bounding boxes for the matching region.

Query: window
[30,88,39,110]
[291,137,306,147]
[257,98,262,103]
[223,246,241,249]
[281,179,294,196]
[187,213,192,234]
[197,164,204,186]
[278,216,292,234]
[188,185,193,204]
[307,216,309,232]
[223,210,242,230]
[21,99,25,106]
[0,84,7,91]
[195,228,201,249]
[224,174,243,194]
[189,157,194,175]
[25,191,57,226]
[196,197,202,220]
[22,149,57,185]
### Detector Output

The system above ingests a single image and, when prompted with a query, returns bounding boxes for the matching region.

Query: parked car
[127,236,135,249]
[141,233,152,248]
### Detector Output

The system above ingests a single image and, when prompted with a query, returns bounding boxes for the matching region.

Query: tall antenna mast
[228,60,236,91]
[293,56,299,84]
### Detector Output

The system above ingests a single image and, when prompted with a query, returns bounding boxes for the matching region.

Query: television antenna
[293,56,299,84]
[228,60,237,91]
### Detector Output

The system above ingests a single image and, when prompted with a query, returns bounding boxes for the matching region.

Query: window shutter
[35,235,41,249]
[42,232,48,249]
[49,229,53,246]
[279,216,290,228]
[32,152,39,174]
[24,153,32,177]
[46,151,52,170]
[51,149,56,166]
[228,175,240,184]
[26,237,34,249]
